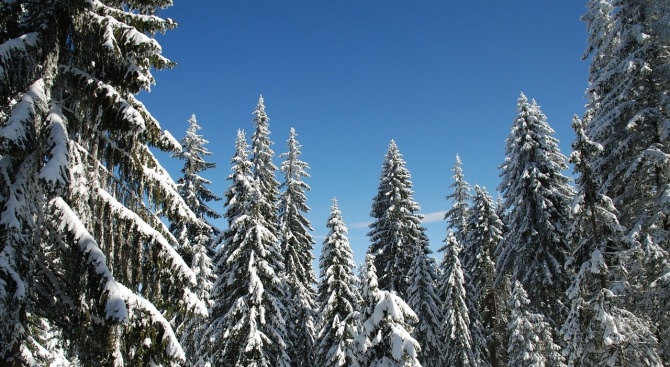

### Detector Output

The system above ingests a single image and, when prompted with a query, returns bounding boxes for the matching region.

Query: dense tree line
[0,0,669,366]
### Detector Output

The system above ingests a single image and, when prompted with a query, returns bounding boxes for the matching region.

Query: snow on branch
[49,197,129,323]
[61,66,146,131]
[0,32,41,95]
[0,245,25,301]
[96,188,197,286]
[88,0,178,35]
[117,283,186,362]
[0,79,47,153]
[39,105,70,193]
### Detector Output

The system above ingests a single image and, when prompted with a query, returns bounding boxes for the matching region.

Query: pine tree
[507,281,566,367]
[561,115,661,366]
[496,93,574,327]
[171,114,221,364]
[406,246,442,367]
[316,199,361,367]
[0,2,203,364]
[278,128,317,367]
[367,140,428,298]
[204,131,290,367]
[463,185,507,367]
[438,231,476,367]
[444,154,472,243]
[355,255,421,367]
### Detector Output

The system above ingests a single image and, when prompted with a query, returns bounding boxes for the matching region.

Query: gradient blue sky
[141,1,589,264]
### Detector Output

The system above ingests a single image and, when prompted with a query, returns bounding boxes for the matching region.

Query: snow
[50,197,129,323]
[117,283,185,362]
[0,79,46,151]
[39,105,70,191]
[0,32,39,79]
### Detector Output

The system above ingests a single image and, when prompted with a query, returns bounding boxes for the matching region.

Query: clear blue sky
[141,1,589,265]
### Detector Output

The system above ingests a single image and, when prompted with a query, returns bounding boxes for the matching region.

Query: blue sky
[142,1,590,265]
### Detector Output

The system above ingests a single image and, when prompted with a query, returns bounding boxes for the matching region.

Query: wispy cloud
[351,221,372,229]
[348,211,446,228]
[421,211,447,224]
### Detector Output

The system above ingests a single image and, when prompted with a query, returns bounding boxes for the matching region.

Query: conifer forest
[1,1,670,366]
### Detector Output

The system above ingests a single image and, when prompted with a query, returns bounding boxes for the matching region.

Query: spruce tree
[463,185,506,367]
[444,154,472,243]
[250,95,280,233]
[496,93,574,327]
[561,116,661,366]
[204,131,290,367]
[507,281,565,367]
[438,231,476,367]
[367,140,428,299]
[406,246,442,367]
[316,199,361,367]
[171,114,221,364]
[278,128,317,367]
[0,2,202,364]
[582,1,670,361]
[355,255,421,367]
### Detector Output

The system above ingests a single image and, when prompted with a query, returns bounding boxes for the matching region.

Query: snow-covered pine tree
[355,255,421,367]
[278,128,317,367]
[561,115,661,367]
[437,231,476,367]
[0,2,204,365]
[203,130,290,367]
[316,198,361,367]
[444,154,472,243]
[507,281,566,367]
[582,1,670,361]
[170,114,221,364]
[250,95,280,234]
[406,245,442,367]
[496,93,574,327]
[367,140,428,299]
[463,185,507,367]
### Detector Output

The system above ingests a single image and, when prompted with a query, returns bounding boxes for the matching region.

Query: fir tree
[507,281,566,367]
[438,231,476,367]
[406,246,442,367]
[463,185,506,367]
[278,128,317,367]
[316,199,361,367]
[561,115,661,366]
[0,2,203,364]
[171,114,221,364]
[204,131,290,367]
[444,154,472,243]
[367,140,428,299]
[355,255,421,367]
[496,93,574,327]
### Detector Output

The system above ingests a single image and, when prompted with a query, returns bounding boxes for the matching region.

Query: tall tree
[507,281,566,367]
[406,246,442,367]
[463,185,506,367]
[582,1,670,360]
[438,231,476,367]
[278,128,317,367]
[354,255,421,367]
[204,131,290,367]
[561,115,661,366]
[171,114,221,364]
[444,154,472,243]
[250,95,280,233]
[316,199,361,367]
[496,93,574,327]
[367,140,428,299]
[0,1,203,364]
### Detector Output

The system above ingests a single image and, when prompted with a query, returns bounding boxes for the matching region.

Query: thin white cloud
[421,211,447,224]
[348,211,446,228]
